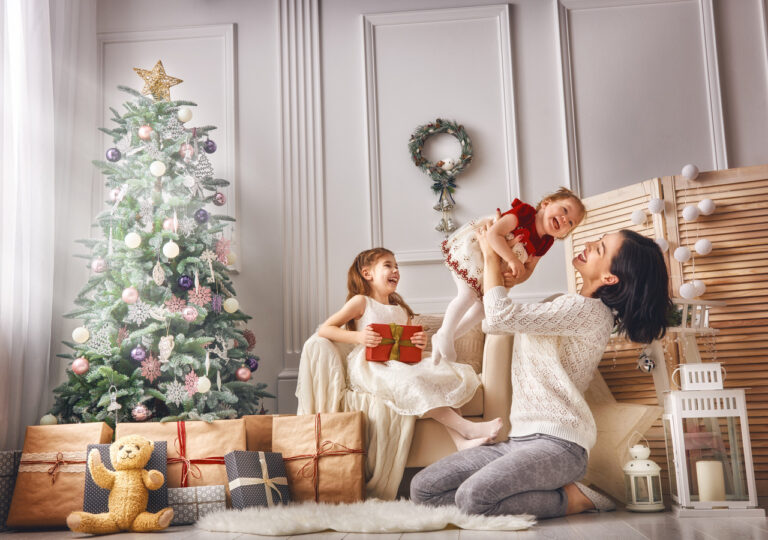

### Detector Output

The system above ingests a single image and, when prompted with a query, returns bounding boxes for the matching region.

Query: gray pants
[410,433,587,519]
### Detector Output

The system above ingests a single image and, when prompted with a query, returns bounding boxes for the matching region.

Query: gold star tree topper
[133,60,183,101]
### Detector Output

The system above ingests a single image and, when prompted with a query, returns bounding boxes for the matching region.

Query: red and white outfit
[441,199,554,298]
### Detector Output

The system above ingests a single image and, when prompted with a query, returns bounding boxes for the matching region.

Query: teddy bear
[66,434,174,534]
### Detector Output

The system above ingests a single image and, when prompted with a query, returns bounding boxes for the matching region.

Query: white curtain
[0,0,97,450]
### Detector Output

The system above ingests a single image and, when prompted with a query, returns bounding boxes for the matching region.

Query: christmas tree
[49,61,273,425]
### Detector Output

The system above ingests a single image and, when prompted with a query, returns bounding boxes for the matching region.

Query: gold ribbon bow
[228,452,288,507]
[379,323,415,360]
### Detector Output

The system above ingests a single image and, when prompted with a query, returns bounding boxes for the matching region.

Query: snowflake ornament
[185,371,199,397]
[188,286,212,307]
[141,353,161,383]
[178,216,197,237]
[89,327,113,357]
[165,295,186,313]
[125,300,152,325]
[165,380,186,406]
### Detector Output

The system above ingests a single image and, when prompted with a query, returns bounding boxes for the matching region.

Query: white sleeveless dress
[346,297,481,416]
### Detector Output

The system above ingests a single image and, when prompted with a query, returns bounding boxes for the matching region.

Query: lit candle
[697,460,726,501]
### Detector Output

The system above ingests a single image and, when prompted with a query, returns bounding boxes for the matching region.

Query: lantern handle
[671,366,682,390]
[628,430,650,452]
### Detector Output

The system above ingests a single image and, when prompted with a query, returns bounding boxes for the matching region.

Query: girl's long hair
[593,229,672,344]
[345,248,415,330]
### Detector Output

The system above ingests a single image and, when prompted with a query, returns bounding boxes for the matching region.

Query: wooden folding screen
[565,164,768,507]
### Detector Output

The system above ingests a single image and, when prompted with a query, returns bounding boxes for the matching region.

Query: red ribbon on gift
[19,452,87,485]
[166,420,226,487]
[282,413,365,502]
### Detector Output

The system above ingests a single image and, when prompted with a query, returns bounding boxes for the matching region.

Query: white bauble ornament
[647,198,664,214]
[630,209,646,225]
[124,232,142,249]
[682,204,700,221]
[163,240,180,259]
[177,107,193,123]
[72,326,90,343]
[698,198,716,215]
[197,375,212,394]
[682,164,699,180]
[226,252,237,266]
[679,282,696,299]
[149,161,167,177]
[183,175,196,188]
[39,414,58,425]
[694,238,713,255]
[223,297,239,313]
[655,238,669,252]
[674,246,691,263]
[693,279,707,297]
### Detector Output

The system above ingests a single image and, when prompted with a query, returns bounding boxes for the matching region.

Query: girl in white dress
[318,248,503,449]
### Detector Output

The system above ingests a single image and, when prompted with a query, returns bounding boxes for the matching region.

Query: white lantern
[663,364,764,516]
[624,443,664,512]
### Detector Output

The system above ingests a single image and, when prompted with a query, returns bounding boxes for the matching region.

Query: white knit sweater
[482,287,614,453]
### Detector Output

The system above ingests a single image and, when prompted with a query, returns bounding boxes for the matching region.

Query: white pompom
[647,198,664,214]
[679,282,696,299]
[682,204,700,221]
[630,209,646,225]
[674,246,691,263]
[698,198,716,215]
[682,164,699,180]
[694,238,712,255]
[655,238,669,252]
[693,279,707,297]
[177,107,193,123]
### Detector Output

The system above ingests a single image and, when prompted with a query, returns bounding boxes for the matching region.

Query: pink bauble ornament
[122,286,139,304]
[72,357,90,375]
[109,188,122,202]
[236,366,252,381]
[138,125,153,140]
[162,218,174,231]
[131,404,152,422]
[180,143,195,159]
[213,192,226,206]
[91,257,107,273]
[182,306,198,322]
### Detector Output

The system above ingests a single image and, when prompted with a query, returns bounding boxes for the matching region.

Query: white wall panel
[559,0,724,197]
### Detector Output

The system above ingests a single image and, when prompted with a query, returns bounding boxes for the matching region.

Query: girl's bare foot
[454,436,494,451]
[457,417,503,441]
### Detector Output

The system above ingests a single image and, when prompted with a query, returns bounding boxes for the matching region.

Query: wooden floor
[3,510,768,540]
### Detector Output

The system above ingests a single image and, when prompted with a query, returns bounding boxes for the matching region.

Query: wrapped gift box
[365,323,422,363]
[6,422,113,529]
[244,414,283,452]
[168,485,225,525]
[115,419,245,495]
[83,441,168,514]
[0,450,21,530]
[272,412,365,503]
[225,450,291,509]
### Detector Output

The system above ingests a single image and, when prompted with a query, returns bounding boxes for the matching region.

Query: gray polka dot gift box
[168,485,226,524]
[83,441,168,514]
[224,450,291,509]
[0,450,21,531]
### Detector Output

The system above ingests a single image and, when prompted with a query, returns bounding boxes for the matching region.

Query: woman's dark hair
[593,229,672,344]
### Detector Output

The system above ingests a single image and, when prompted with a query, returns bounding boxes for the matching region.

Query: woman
[410,227,671,518]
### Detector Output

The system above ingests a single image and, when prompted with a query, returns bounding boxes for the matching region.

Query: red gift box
[365,323,422,363]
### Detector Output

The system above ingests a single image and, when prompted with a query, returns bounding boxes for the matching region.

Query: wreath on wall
[408,119,473,234]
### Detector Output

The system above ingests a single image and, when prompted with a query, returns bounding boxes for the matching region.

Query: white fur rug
[196,499,535,535]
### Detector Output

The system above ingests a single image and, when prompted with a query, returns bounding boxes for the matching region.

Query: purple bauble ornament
[131,345,147,362]
[203,139,217,153]
[194,208,209,224]
[236,366,251,381]
[213,192,226,206]
[246,356,259,372]
[106,148,121,162]
[131,404,152,422]
[91,257,107,273]
[178,275,194,290]
[72,357,90,375]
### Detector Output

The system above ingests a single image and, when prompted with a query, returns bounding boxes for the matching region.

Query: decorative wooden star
[133,60,183,101]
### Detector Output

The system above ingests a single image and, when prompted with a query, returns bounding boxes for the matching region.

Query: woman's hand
[410,331,427,350]
[476,223,500,262]
[359,325,382,347]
